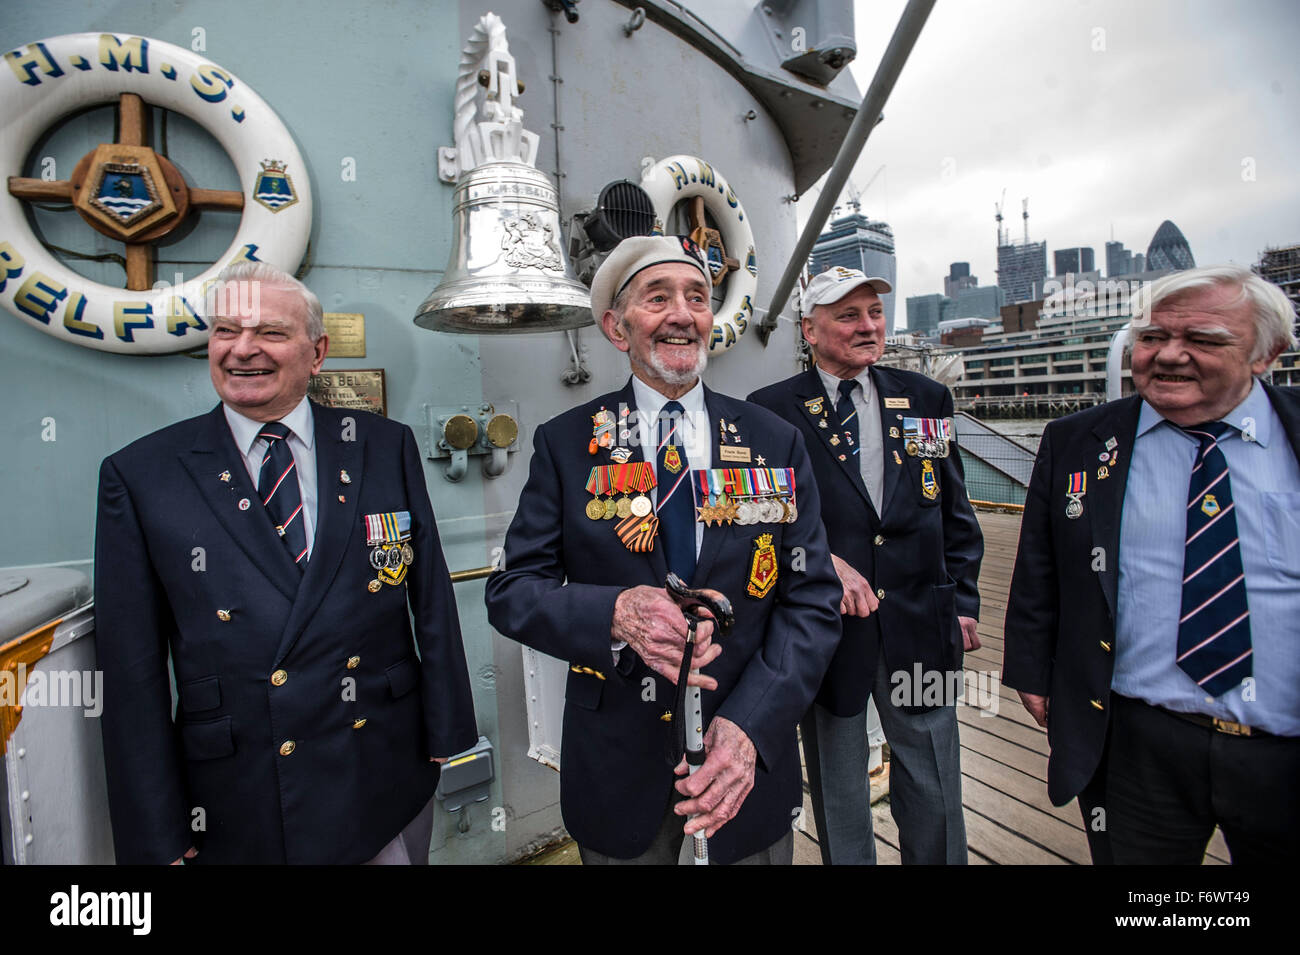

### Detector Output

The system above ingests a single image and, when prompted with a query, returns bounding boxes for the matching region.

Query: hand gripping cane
[665,572,734,865]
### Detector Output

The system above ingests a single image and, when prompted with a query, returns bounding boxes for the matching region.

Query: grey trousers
[364,796,435,865]
[578,794,794,865]
[802,657,967,864]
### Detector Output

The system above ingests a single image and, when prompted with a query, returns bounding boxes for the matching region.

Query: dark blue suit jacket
[748,366,983,716]
[94,401,478,864]
[484,379,842,864]
[1003,385,1300,806]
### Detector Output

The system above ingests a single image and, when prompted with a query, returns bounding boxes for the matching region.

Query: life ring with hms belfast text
[0,33,312,354]
[641,155,757,355]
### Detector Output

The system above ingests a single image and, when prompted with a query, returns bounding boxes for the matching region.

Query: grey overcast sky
[826,0,1300,322]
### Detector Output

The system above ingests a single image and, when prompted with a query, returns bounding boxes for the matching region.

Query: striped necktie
[656,400,695,584]
[835,379,867,489]
[257,421,308,571]
[1177,421,1251,697]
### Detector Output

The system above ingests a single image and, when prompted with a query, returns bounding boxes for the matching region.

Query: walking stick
[665,572,734,865]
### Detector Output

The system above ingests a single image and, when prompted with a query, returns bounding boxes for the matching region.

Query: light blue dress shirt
[1114,380,1300,735]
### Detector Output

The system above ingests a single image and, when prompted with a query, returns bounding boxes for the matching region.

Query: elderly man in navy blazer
[749,266,984,865]
[94,262,477,864]
[1004,265,1300,864]
[486,235,842,865]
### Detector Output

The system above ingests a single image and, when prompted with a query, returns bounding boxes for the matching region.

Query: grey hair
[205,262,325,341]
[1128,265,1297,362]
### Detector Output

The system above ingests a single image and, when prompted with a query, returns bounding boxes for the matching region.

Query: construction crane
[845,163,886,214]
[995,187,1006,246]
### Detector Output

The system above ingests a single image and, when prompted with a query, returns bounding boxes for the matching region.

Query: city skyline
[810,0,1300,324]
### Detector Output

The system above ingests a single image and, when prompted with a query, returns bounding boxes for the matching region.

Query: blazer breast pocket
[912,458,942,507]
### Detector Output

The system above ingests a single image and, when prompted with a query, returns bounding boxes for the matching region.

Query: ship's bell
[414,162,593,334]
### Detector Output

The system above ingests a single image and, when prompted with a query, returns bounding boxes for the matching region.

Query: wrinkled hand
[959,615,981,652]
[1018,691,1049,727]
[170,847,198,865]
[831,554,878,618]
[612,586,721,690]
[673,716,756,838]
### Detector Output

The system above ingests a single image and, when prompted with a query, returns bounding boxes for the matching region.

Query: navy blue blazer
[1003,385,1300,806]
[484,379,842,864]
[748,366,983,716]
[94,401,478,864]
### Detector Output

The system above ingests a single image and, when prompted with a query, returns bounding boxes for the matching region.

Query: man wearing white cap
[749,266,984,864]
[486,236,842,864]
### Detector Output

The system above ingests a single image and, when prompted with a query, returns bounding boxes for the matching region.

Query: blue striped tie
[656,401,694,584]
[1177,422,1251,697]
[835,378,864,483]
[257,422,308,571]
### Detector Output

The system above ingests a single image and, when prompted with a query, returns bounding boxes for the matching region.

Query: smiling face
[600,262,712,398]
[208,283,328,422]
[1130,283,1279,427]
[802,286,886,379]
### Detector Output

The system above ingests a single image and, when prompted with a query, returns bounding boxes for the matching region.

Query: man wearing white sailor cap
[487,235,842,864]
[749,265,984,865]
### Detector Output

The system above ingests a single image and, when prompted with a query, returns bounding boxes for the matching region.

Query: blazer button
[346,655,361,669]
[352,718,367,730]
[279,740,296,756]
[875,588,885,600]
[1090,699,1104,711]
[270,669,288,686]
[1099,640,1112,653]
[874,535,885,546]
[216,609,231,622]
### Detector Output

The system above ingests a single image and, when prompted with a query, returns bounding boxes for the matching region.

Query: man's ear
[1250,341,1286,378]
[601,310,630,353]
[800,316,816,348]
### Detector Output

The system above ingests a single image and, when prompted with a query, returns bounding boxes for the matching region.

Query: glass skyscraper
[809,210,898,335]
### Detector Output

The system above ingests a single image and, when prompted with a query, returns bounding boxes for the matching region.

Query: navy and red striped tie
[257,422,307,571]
[1177,422,1251,697]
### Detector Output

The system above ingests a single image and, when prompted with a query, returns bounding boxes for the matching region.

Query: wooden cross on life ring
[6,92,244,291]
[686,195,738,289]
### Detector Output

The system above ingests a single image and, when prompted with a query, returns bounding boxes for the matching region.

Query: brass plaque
[309,369,387,417]
[323,312,366,357]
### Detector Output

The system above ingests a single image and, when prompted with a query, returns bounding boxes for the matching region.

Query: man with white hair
[486,235,842,865]
[1004,265,1300,864]
[95,262,477,864]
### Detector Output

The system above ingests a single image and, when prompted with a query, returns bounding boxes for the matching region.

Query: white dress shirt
[223,396,319,558]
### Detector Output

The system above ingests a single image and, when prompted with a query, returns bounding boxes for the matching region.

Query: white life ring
[0,33,312,354]
[640,155,757,355]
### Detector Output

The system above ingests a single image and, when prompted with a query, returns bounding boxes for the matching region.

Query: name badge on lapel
[364,511,413,588]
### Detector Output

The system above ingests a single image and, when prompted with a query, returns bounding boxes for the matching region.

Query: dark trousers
[1104,694,1300,864]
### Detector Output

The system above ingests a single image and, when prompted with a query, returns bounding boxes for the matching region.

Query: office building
[1054,247,1095,276]
[1146,220,1195,272]
[997,240,1048,304]
[809,208,898,334]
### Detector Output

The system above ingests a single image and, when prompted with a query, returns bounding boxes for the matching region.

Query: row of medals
[699,492,797,526]
[586,493,653,521]
[368,540,415,570]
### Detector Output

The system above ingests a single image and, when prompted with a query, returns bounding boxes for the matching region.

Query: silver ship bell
[416,14,592,334]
